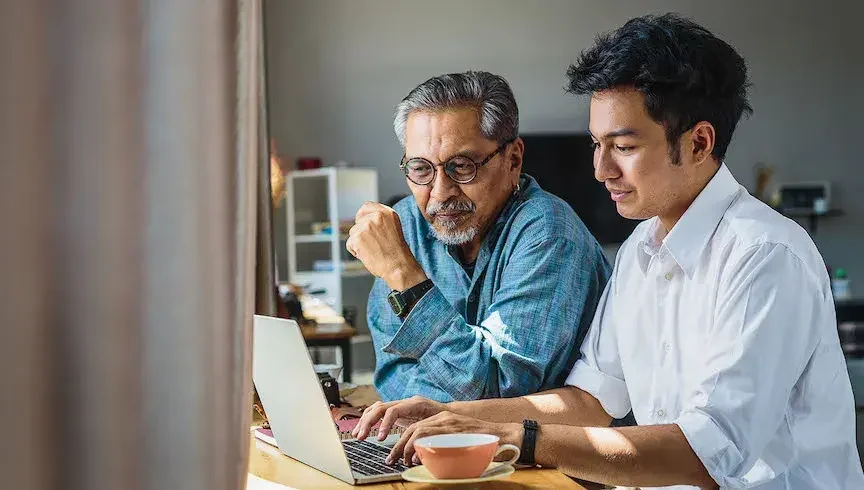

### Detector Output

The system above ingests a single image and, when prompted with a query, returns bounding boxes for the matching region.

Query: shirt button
[468,295,476,303]
[663,341,671,352]
[664,272,674,281]
[656,408,666,418]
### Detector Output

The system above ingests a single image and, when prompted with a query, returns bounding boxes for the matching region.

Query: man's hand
[345,202,427,291]
[386,411,521,466]
[352,395,447,442]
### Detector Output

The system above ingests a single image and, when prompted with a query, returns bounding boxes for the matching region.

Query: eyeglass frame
[399,139,515,185]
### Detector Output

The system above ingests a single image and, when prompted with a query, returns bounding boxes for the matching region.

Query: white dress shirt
[566,164,863,489]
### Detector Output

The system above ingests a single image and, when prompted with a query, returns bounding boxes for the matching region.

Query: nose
[593,145,621,183]
[428,164,462,202]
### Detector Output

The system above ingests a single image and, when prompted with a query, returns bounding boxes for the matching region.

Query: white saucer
[401,462,515,484]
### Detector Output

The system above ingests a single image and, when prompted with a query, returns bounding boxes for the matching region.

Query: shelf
[290,168,334,179]
[292,270,371,278]
[290,167,379,179]
[294,234,349,243]
[294,268,372,278]
[285,166,378,320]
[341,269,372,278]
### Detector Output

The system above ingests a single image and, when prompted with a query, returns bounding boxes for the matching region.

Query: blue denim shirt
[367,175,611,402]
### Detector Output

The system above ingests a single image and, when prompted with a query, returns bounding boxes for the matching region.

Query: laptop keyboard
[343,439,409,476]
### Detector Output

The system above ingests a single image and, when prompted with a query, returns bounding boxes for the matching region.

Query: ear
[508,137,525,172]
[688,122,715,166]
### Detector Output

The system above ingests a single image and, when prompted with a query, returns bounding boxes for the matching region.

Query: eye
[405,159,433,177]
[616,145,635,153]
[448,157,476,177]
[590,141,600,151]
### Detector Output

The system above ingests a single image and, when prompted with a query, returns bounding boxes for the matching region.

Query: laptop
[252,315,408,485]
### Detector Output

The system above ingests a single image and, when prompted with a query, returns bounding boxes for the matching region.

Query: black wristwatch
[387,279,434,318]
[518,419,539,466]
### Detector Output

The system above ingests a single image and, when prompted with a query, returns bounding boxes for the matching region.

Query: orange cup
[414,433,521,480]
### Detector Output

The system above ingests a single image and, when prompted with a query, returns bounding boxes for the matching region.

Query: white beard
[425,198,478,246]
[430,224,478,246]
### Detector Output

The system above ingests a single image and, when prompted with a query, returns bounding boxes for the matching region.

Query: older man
[346,71,610,402]
[353,15,863,489]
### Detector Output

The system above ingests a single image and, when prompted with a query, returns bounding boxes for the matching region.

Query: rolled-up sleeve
[675,243,824,488]
[383,286,453,358]
[565,276,631,419]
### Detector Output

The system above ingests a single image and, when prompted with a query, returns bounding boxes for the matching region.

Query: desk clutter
[253,384,407,445]
[255,417,405,445]
[276,284,355,328]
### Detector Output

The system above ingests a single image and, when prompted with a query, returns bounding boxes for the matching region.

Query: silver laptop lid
[252,315,355,484]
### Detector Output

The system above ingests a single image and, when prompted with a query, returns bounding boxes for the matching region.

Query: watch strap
[400,278,434,306]
[518,419,538,466]
[390,279,434,318]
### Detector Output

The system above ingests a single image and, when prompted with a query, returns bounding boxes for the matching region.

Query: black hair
[567,13,752,162]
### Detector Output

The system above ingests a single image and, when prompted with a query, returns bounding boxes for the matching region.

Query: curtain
[0,1,266,489]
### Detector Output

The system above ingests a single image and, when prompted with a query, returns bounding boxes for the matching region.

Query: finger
[356,403,388,440]
[353,212,377,227]
[362,400,383,415]
[352,401,380,438]
[377,403,408,441]
[355,402,391,440]
[402,426,427,466]
[344,236,358,259]
[355,201,385,221]
[400,414,457,465]
[387,424,415,464]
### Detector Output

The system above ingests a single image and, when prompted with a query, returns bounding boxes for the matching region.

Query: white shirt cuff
[676,408,744,488]
[565,359,631,419]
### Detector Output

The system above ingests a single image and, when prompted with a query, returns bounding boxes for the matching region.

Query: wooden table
[249,385,586,489]
[247,436,585,489]
[302,324,357,383]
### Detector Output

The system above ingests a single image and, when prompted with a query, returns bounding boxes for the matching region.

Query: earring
[513,181,521,196]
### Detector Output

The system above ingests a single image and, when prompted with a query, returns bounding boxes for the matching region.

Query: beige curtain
[0,1,266,489]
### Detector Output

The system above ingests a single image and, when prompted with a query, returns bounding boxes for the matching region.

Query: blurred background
[3,1,863,489]
[265,0,864,427]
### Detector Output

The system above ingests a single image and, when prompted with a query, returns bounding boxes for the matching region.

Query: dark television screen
[521,133,641,244]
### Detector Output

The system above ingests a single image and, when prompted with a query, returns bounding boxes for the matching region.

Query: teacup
[414,433,520,480]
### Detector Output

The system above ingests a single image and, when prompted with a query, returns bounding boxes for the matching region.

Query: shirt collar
[637,164,742,278]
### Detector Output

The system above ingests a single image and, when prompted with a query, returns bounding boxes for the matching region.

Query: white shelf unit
[293,234,349,244]
[285,167,378,318]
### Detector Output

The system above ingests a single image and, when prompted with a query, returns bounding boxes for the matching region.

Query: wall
[266,0,864,290]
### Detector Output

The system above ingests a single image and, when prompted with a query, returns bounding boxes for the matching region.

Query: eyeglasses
[399,140,513,185]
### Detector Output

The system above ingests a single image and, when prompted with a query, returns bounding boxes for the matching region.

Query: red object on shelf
[296,157,322,170]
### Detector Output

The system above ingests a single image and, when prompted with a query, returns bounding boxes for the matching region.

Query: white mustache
[426,199,476,216]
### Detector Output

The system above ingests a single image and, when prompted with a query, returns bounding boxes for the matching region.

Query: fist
[346,202,426,291]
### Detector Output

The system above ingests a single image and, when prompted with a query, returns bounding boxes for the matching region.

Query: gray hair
[393,71,519,147]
